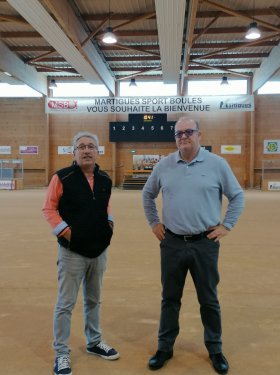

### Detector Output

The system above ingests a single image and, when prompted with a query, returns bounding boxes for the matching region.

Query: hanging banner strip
[45,95,254,114]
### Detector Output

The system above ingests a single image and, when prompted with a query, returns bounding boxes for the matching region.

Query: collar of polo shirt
[176,146,205,164]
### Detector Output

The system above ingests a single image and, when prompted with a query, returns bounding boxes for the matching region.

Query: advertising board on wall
[268,181,280,190]
[0,180,14,189]
[19,146,38,154]
[221,145,241,154]
[0,146,11,154]
[46,95,254,114]
[58,146,73,154]
[263,140,280,154]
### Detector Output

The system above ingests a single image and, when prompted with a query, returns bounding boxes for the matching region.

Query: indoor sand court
[0,188,279,375]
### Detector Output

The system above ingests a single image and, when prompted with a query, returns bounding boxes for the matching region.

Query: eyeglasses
[174,129,199,138]
[75,144,98,151]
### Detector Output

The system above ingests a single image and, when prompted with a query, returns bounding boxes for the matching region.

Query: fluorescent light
[102,27,117,44]
[4,72,12,77]
[49,79,57,89]
[129,78,138,88]
[220,77,229,85]
[245,22,261,40]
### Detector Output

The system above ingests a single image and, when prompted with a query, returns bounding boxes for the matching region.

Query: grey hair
[175,117,199,131]
[73,132,99,149]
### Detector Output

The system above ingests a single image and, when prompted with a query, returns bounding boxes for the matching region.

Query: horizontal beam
[83,13,156,21]
[25,53,268,65]
[10,45,53,51]
[192,33,280,59]
[0,31,42,38]
[0,13,29,24]
[196,9,280,18]
[36,67,78,74]
[10,40,279,53]
[117,66,161,80]
[25,57,66,63]
[82,9,278,21]
[189,64,260,70]
[1,26,278,40]
[111,64,259,72]
[201,0,280,32]
[112,67,161,72]
[190,52,269,60]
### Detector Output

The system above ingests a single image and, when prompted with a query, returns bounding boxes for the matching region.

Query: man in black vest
[42,132,119,375]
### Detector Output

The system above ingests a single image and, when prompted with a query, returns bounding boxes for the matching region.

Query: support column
[249,78,256,188]
[111,81,119,186]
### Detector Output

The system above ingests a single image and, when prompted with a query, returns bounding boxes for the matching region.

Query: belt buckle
[184,235,192,241]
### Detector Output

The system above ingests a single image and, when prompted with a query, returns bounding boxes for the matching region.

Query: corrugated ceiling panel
[155,0,186,84]
[7,0,115,89]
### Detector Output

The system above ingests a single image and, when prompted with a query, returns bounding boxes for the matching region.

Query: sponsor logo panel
[268,181,280,191]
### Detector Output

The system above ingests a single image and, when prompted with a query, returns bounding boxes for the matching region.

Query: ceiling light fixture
[49,79,58,89]
[245,0,261,40]
[220,76,229,85]
[102,0,117,44]
[102,27,117,44]
[245,22,261,40]
[129,78,138,88]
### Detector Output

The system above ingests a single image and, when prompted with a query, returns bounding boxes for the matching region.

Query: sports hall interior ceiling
[0,0,280,94]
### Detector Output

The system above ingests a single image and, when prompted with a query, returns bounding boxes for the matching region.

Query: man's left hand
[207,224,230,242]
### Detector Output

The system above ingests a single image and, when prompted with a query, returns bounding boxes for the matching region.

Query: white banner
[268,181,280,190]
[58,146,73,154]
[0,180,14,190]
[98,146,105,155]
[221,145,241,154]
[46,95,254,114]
[263,140,280,154]
[0,146,11,154]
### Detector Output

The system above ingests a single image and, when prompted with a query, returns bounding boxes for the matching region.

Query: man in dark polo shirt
[142,117,244,374]
[43,132,119,375]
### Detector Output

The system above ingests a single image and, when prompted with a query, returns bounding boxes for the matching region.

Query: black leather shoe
[149,350,173,371]
[209,353,229,374]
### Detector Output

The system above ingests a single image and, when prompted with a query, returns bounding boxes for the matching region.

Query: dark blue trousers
[158,231,222,354]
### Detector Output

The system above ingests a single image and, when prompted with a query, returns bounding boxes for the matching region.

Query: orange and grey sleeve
[42,174,69,237]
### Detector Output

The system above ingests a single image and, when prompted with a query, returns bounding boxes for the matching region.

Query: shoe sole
[54,372,72,375]
[87,350,120,360]
[148,356,173,371]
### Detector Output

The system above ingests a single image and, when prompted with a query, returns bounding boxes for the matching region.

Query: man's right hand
[152,223,165,241]
[63,228,71,242]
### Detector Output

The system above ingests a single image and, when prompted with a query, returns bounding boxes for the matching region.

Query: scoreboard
[109,114,176,142]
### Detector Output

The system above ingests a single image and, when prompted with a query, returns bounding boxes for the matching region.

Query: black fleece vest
[56,162,112,258]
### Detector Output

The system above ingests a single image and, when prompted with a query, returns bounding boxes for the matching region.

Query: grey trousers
[53,245,107,357]
[158,231,222,354]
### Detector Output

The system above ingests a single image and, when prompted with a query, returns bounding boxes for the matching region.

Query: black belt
[165,228,212,242]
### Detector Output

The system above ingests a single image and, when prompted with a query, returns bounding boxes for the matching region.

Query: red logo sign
[48,100,78,110]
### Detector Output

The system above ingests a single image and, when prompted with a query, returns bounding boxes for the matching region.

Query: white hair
[175,117,199,131]
[73,132,99,149]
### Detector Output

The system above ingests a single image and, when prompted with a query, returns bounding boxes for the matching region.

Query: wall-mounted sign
[263,140,280,154]
[58,146,73,154]
[98,146,105,155]
[221,145,241,154]
[19,146,38,154]
[0,180,14,190]
[0,146,11,154]
[133,155,164,170]
[46,95,254,114]
[268,181,280,190]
